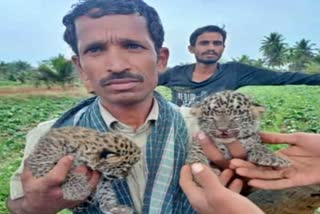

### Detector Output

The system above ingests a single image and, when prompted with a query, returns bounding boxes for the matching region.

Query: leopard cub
[28,126,141,214]
[186,90,290,174]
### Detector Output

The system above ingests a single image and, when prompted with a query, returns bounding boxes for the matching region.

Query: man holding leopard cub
[6,0,320,213]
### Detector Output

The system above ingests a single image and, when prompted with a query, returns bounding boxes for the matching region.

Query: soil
[0,86,88,97]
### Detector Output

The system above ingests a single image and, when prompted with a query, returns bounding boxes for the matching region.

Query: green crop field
[0,85,319,213]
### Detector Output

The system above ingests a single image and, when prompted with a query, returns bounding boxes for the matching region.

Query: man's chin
[102,92,152,106]
[196,58,219,65]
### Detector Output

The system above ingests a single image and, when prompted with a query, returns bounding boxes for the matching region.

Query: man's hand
[7,155,100,214]
[196,132,247,169]
[230,132,320,189]
[180,164,263,214]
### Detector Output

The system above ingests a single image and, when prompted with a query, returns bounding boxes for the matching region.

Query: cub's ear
[250,102,265,118]
[190,107,202,117]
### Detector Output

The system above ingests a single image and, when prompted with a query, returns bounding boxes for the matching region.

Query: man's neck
[192,62,218,82]
[100,98,154,130]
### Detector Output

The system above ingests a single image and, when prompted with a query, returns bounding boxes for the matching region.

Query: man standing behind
[158,25,320,106]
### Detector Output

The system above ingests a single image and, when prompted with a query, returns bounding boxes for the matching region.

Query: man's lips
[103,78,142,90]
[203,53,217,56]
[104,78,140,85]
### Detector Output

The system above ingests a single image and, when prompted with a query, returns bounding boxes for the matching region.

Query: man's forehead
[75,14,149,38]
[74,14,153,48]
[75,14,147,29]
[197,32,223,41]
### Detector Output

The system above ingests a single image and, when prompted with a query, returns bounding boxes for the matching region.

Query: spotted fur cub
[28,126,141,214]
[186,90,290,173]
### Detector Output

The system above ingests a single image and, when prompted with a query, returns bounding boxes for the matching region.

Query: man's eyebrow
[82,38,145,50]
[118,38,144,45]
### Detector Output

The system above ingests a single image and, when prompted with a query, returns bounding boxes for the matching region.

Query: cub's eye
[207,116,216,120]
[99,148,116,159]
[232,118,241,123]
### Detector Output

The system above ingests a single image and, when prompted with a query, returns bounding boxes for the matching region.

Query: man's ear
[72,55,94,94]
[188,45,195,54]
[157,47,169,73]
[72,55,87,81]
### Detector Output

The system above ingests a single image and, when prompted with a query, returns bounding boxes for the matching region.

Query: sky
[0,0,319,66]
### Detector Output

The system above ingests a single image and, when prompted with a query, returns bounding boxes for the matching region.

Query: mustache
[203,50,218,55]
[99,71,144,87]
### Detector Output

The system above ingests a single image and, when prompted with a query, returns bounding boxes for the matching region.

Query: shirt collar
[98,98,159,130]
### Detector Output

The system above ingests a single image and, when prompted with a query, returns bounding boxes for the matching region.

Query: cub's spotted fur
[28,126,141,214]
[186,90,290,173]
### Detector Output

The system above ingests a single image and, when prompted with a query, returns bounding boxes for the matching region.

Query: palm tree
[305,49,320,74]
[313,49,320,64]
[288,39,315,71]
[36,54,75,88]
[260,33,288,69]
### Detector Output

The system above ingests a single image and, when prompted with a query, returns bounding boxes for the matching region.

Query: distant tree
[0,60,33,83]
[0,61,8,80]
[260,33,288,69]
[232,55,265,68]
[288,39,315,71]
[233,55,252,64]
[312,49,320,64]
[305,62,320,74]
[35,54,76,88]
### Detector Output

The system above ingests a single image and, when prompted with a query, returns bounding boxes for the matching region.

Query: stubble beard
[195,55,221,65]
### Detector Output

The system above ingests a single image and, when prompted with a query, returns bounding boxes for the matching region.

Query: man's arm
[234,62,320,86]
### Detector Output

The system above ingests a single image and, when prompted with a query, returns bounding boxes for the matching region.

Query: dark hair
[63,0,164,55]
[189,25,227,46]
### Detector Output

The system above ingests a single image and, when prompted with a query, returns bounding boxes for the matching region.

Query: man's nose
[208,43,216,49]
[105,48,131,73]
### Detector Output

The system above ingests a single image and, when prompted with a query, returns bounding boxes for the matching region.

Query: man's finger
[248,178,293,190]
[235,167,288,180]
[190,163,223,191]
[180,165,203,197]
[259,132,298,145]
[228,178,243,193]
[229,159,257,169]
[72,165,89,175]
[197,132,229,168]
[226,142,247,159]
[44,155,74,187]
[218,169,234,186]
[88,171,101,190]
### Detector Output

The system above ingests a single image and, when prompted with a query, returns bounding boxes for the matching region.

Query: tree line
[233,32,320,73]
[0,54,77,88]
[1,32,319,88]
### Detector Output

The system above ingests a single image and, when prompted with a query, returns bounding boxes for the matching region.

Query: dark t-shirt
[158,62,320,106]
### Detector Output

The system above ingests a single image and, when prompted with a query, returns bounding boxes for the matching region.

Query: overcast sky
[1,0,319,66]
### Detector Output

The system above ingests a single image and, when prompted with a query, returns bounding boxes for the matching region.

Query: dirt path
[0,86,88,96]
